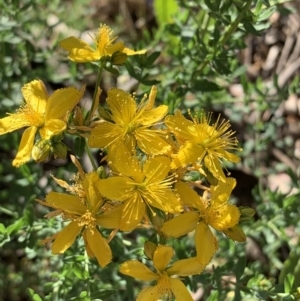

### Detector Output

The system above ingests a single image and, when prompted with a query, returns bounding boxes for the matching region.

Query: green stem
[84,249,91,297]
[197,0,252,74]
[85,142,98,171]
[85,62,104,123]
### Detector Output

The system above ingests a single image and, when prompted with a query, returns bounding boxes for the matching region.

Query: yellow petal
[135,129,172,155]
[83,172,103,212]
[119,260,158,281]
[82,229,94,258]
[69,48,101,62]
[105,41,125,56]
[97,177,133,201]
[112,149,143,181]
[123,47,146,56]
[0,114,31,135]
[222,150,241,163]
[107,89,137,124]
[51,221,82,254]
[210,177,236,204]
[137,286,160,301]
[140,105,168,126]
[145,189,182,214]
[97,205,123,229]
[39,119,66,139]
[88,122,122,148]
[143,156,171,182]
[204,155,226,182]
[175,181,205,209]
[153,245,174,272]
[119,197,146,231]
[21,80,48,115]
[161,212,199,237]
[45,85,85,120]
[60,36,94,52]
[164,115,195,140]
[167,257,205,276]
[84,227,112,267]
[13,126,37,167]
[145,86,157,110]
[195,222,218,266]
[46,192,86,214]
[171,142,205,169]
[223,225,246,242]
[170,278,194,301]
[209,204,240,231]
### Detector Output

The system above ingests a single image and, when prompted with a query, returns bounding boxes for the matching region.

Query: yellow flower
[38,157,120,267]
[0,80,85,166]
[165,112,241,181]
[97,150,182,231]
[161,178,241,266]
[60,24,146,63]
[120,245,204,301]
[88,86,172,155]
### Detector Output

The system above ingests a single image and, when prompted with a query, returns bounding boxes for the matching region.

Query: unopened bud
[32,139,51,162]
[97,166,106,179]
[144,241,157,260]
[52,141,67,159]
[239,206,256,221]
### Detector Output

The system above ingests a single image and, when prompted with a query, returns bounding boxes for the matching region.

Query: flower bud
[144,241,157,260]
[32,139,51,162]
[52,141,68,159]
[239,206,256,221]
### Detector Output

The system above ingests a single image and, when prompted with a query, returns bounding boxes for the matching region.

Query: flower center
[157,272,173,300]
[77,210,96,227]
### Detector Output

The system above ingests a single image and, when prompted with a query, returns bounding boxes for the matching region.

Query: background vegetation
[0,0,299,300]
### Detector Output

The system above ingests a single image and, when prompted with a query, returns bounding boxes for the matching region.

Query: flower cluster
[0,24,255,300]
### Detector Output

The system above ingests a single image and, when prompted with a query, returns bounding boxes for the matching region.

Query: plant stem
[84,249,91,297]
[85,62,104,123]
[85,142,98,171]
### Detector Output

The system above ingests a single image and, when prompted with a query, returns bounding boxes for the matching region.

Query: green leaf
[7,217,25,235]
[212,59,231,75]
[139,78,160,86]
[204,0,217,11]
[257,6,276,21]
[153,0,179,26]
[24,204,34,226]
[27,288,43,301]
[242,21,261,36]
[191,79,222,92]
[262,0,270,7]
[235,256,246,280]
[91,289,117,299]
[125,61,140,79]
[284,274,294,293]
[145,51,161,67]
[0,223,6,234]
[71,262,89,280]
[74,136,86,159]
[207,290,219,301]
